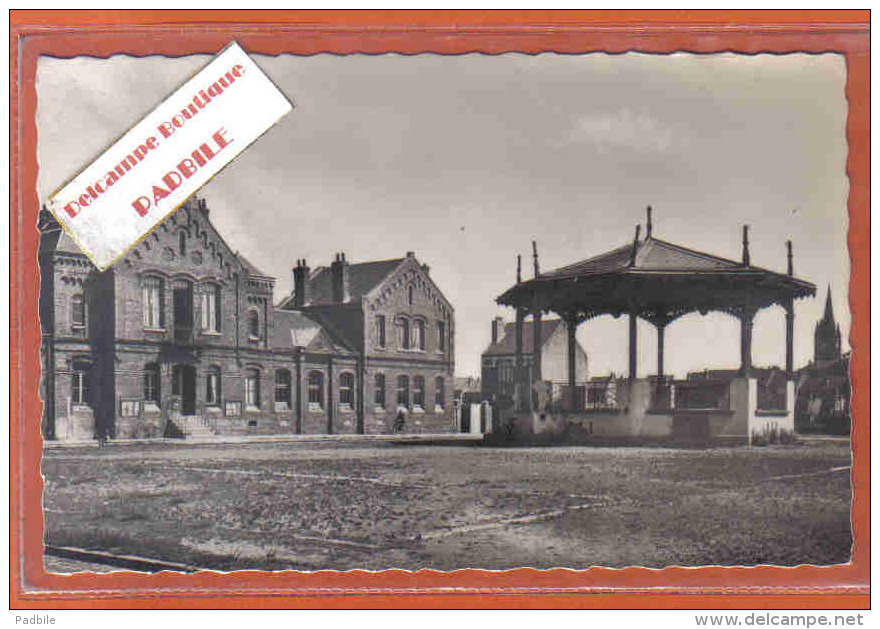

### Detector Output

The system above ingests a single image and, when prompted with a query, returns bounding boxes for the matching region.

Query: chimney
[786,240,793,276]
[742,225,751,266]
[198,197,209,218]
[293,259,310,308]
[646,206,653,238]
[491,316,505,345]
[331,252,350,304]
[421,263,430,275]
[516,254,522,284]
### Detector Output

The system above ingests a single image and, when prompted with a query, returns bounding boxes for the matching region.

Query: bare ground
[41,440,853,572]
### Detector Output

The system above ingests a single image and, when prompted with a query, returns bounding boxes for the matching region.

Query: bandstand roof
[497,219,816,325]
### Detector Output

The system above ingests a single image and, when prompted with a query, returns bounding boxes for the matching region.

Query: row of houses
[39,195,849,441]
[40,196,455,440]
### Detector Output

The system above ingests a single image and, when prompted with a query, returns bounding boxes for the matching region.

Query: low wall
[498,376,794,445]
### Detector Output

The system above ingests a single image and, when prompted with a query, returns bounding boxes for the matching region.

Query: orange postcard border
[9,10,870,609]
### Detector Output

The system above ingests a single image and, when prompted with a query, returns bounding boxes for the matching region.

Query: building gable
[364,254,453,319]
[118,196,257,282]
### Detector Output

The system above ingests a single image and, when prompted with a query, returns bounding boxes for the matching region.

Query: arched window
[178,230,187,256]
[144,363,161,404]
[435,376,445,409]
[308,371,324,410]
[244,368,260,409]
[172,278,194,342]
[374,373,386,408]
[248,309,260,339]
[205,366,221,406]
[435,320,446,353]
[413,376,425,408]
[201,283,221,332]
[413,319,426,351]
[407,284,415,306]
[71,294,86,336]
[375,315,386,349]
[274,369,291,410]
[396,375,409,408]
[143,276,164,329]
[339,372,355,409]
[397,317,410,350]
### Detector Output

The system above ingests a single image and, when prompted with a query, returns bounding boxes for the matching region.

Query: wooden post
[567,316,578,411]
[532,310,543,382]
[327,355,335,434]
[628,310,638,379]
[739,309,754,376]
[515,308,524,411]
[657,322,666,379]
[785,300,795,379]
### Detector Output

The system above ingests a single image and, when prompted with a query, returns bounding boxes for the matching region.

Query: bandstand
[495,208,816,442]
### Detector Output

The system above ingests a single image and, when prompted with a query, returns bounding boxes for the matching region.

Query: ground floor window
[339,372,354,409]
[413,375,425,408]
[206,366,221,406]
[396,375,409,408]
[308,371,324,410]
[275,369,291,410]
[245,368,260,409]
[374,373,386,408]
[71,371,90,405]
[435,376,445,409]
[144,363,160,404]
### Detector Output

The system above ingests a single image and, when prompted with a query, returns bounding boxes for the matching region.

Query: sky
[37,52,850,379]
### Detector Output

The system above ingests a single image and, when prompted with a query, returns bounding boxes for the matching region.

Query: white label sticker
[46,42,293,270]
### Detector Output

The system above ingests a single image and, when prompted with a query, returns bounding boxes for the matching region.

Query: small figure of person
[394,408,407,433]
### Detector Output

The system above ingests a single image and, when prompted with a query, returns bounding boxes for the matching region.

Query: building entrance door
[172,364,197,416]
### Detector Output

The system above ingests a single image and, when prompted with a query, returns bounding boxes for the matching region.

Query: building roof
[483,318,565,356]
[497,219,816,322]
[305,258,405,306]
[235,250,273,279]
[37,209,89,258]
[541,236,743,281]
[272,309,354,353]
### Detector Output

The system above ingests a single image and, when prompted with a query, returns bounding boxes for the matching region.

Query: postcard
[10,10,870,610]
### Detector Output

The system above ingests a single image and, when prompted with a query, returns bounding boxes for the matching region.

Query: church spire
[823,285,835,323]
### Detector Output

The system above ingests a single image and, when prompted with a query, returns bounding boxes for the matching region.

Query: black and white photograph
[36,51,852,572]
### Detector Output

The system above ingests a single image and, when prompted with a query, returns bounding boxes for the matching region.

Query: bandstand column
[785,300,795,378]
[739,308,755,376]
[628,310,638,380]
[656,322,666,379]
[515,307,525,411]
[567,315,578,411]
[532,309,543,382]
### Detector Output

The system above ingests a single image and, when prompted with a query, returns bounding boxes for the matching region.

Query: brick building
[481,317,588,409]
[39,196,456,440]
[277,251,456,434]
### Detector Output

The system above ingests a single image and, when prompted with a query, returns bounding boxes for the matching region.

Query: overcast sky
[37,51,849,379]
